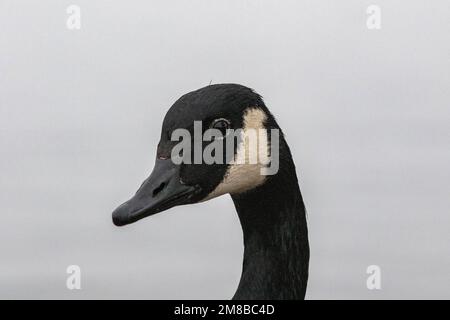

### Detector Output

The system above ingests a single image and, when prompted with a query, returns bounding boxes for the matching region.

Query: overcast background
[0,0,449,299]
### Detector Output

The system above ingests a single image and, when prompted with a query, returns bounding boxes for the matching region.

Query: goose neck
[231,165,309,299]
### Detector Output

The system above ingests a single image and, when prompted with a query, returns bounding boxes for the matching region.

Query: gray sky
[0,0,449,299]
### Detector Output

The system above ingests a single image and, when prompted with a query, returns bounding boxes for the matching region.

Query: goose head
[112,84,278,226]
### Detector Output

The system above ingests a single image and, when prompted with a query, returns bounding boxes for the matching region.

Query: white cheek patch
[204,108,269,200]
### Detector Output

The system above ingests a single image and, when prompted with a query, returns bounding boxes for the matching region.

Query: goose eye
[211,119,230,136]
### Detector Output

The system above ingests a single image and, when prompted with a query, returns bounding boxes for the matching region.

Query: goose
[112,84,309,300]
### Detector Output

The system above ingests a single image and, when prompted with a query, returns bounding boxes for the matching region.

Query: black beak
[112,159,200,226]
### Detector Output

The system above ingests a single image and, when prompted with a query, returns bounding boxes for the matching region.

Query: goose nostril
[152,182,166,197]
